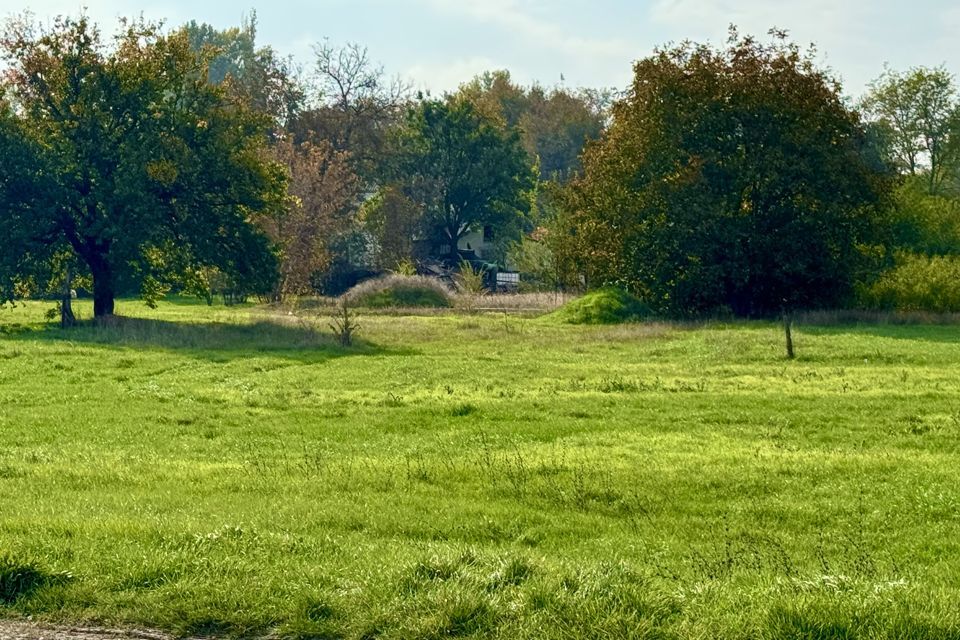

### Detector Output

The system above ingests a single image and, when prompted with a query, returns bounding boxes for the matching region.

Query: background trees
[558,31,893,317]
[262,139,360,298]
[6,10,959,316]
[859,67,960,311]
[183,14,304,131]
[0,15,285,317]
[390,99,537,263]
[456,70,608,182]
[862,67,960,196]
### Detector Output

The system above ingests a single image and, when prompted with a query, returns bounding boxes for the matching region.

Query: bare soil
[0,622,174,640]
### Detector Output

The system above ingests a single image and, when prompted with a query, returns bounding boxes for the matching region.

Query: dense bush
[343,275,453,308]
[862,253,960,312]
[545,287,651,324]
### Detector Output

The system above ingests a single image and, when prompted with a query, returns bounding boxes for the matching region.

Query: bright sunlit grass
[1,298,959,638]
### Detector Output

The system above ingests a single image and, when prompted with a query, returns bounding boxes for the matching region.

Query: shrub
[544,287,652,325]
[329,302,359,346]
[862,253,960,313]
[455,260,487,296]
[343,275,453,309]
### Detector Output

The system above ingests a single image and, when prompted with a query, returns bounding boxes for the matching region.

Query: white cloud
[648,0,886,95]
[404,55,501,95]
[421,0,636,61]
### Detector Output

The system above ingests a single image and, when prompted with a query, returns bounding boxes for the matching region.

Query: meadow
[1,298,960,639]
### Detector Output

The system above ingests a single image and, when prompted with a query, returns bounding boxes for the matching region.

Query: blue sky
[7,0,960,99]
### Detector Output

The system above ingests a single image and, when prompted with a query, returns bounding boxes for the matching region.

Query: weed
[329,302,359,346]
[450,402,477,417]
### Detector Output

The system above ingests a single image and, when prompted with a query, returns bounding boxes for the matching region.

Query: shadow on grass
[2,315,414,363]
[799,323,960,344]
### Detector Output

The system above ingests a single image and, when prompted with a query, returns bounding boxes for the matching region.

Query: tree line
[1,15,958,321]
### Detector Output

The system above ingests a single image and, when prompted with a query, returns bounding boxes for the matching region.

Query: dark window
[483,225,494,242]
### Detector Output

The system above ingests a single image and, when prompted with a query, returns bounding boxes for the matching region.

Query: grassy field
[1,298,960,639]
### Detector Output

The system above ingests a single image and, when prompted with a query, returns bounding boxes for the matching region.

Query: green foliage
[561,30,893,317]
[344,275,453,308]
[862,253,960,312]
[508,235,557,291]
[455,260,487,296]
[392,99,536,258]
[545,287,651,324]
[392,259,418,276]
[862,65,960,194]
[0,14,285,316]
[362,186,423,270]
[887,178,960,254]
[183,13,304,126]
[456,70,607,181]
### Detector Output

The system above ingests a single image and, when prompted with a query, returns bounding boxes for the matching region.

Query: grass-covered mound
[545,287,651,324]
[344,274,453,309]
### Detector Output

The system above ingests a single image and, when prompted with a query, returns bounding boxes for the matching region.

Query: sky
[5,0,959,100]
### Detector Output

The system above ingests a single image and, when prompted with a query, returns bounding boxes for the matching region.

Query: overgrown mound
[545,287,651,324]
[344,275,453,309]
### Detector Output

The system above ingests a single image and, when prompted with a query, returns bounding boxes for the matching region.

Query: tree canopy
[0,14,285,316]
[558,30,894,317]
[391,99,537,261]
[862,66,960,195]
[456,70,608,182]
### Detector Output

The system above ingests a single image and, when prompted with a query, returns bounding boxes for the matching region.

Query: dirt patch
[0,622,174,640]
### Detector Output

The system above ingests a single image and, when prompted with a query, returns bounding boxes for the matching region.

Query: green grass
[2,298,960,638]
[544,286,651,324]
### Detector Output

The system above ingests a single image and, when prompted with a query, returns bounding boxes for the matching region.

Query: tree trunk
[60,266,76,328]
[90,259,115,318]
[445,224,461,263]
[783,312,795,360]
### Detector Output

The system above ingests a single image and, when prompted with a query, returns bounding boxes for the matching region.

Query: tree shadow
[1,315,415,363]
[799,322,960,344]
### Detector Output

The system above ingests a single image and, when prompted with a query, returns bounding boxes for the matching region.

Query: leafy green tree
[0,14,285,317]
[457,70,607,181]
[862,66,960,195]
[183,14,304,130]
[562,29,893,317]
[392,99,536,261]
[360,185,423,270]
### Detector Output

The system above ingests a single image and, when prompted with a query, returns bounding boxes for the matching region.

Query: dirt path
[0,622,173,640]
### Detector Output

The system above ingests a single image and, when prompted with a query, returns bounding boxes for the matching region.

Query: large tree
[0,14,285,317]
[392,99,536,261]
[560,30,893,317]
